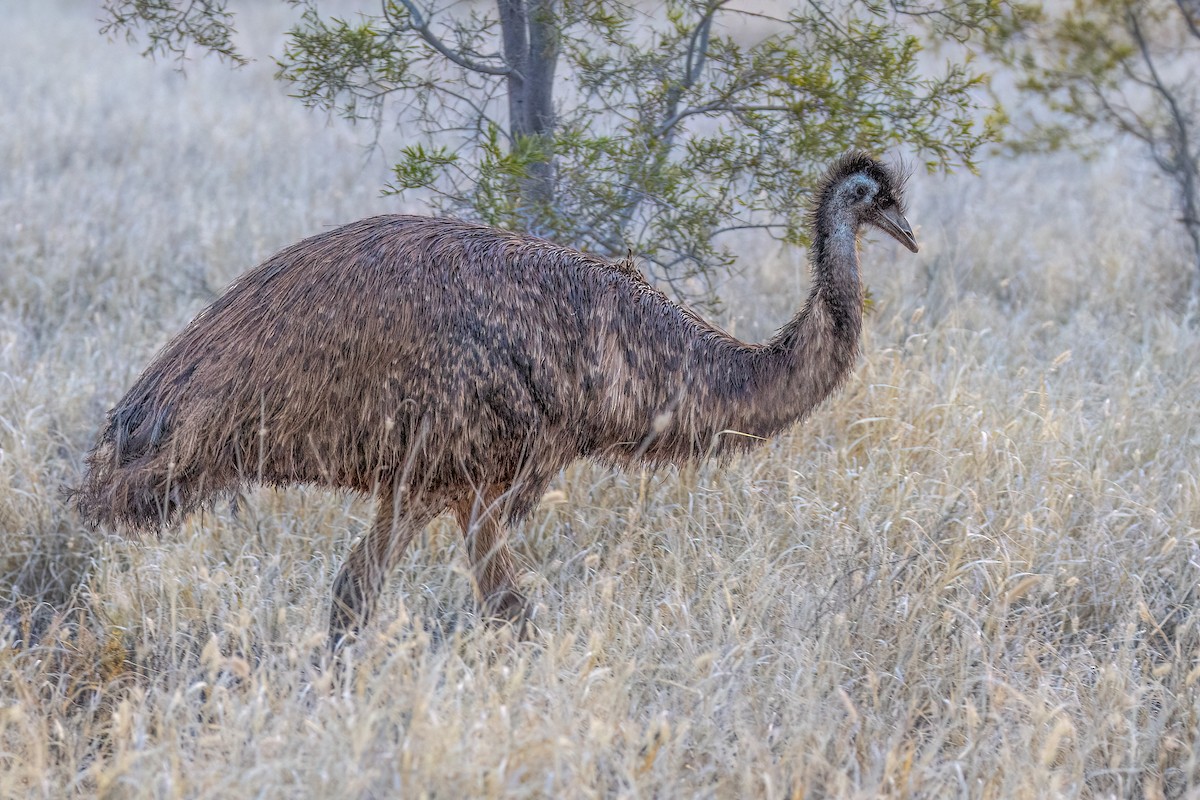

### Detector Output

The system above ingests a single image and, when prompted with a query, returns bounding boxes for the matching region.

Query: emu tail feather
[70,456,192,533]
[69,391,219,533]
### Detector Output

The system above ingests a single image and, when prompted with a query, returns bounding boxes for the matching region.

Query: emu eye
[854,185,869,200]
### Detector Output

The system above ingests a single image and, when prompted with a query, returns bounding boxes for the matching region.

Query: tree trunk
[497,0,558,221]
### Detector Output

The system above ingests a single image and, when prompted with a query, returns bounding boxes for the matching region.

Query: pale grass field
[3,2,1200,798]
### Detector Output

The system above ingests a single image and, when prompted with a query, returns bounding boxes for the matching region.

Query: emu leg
[453,489,530,634]
[329,488,435,648]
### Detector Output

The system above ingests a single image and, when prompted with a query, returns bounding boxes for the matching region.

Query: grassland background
[2,1,1200,798]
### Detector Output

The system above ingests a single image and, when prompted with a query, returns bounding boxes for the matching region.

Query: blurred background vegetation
[100,0,1200,303]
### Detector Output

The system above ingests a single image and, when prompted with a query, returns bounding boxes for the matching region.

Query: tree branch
[1176,0,1200,41]
[388,0,511,75]
[657,0,724,139]
[1129,7,1200,276]
[655,102,800,138]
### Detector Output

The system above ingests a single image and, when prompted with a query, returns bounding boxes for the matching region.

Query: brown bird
[71,151,918,647]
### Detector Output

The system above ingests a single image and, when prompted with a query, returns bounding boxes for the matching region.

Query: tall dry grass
[2,2,1199,798]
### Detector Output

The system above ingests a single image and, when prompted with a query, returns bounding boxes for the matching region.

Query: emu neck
[593,206,866,465]
[750,211,864,435]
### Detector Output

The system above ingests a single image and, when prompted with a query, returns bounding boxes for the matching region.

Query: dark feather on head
[813,150,910,215]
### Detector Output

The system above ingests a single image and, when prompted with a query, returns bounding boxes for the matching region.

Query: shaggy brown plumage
[71,150,918,646]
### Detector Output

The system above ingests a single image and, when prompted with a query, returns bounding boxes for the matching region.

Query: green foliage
[101,0,248,66]
[993,0,1200,291]
[390,144,459,191]
[102,0,1020,303]
[993,0,1183,149]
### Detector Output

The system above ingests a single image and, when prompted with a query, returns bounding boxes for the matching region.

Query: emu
[72,151,918,647]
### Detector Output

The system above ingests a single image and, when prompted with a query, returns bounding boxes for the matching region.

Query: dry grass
[3,2,1200,798]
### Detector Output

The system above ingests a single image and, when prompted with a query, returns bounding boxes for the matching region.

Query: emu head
[822,152,920,253]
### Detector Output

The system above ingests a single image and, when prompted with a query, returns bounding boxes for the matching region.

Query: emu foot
[327,607,363,652]
[328,569,371,652]
[481,589,533,639]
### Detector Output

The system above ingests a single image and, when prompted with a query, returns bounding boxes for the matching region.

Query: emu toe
[482,589,534,639]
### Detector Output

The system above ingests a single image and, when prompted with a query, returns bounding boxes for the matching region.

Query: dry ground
[2,2,1200,798]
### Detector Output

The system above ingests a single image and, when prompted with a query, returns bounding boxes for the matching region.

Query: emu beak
[877,205,919,253]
